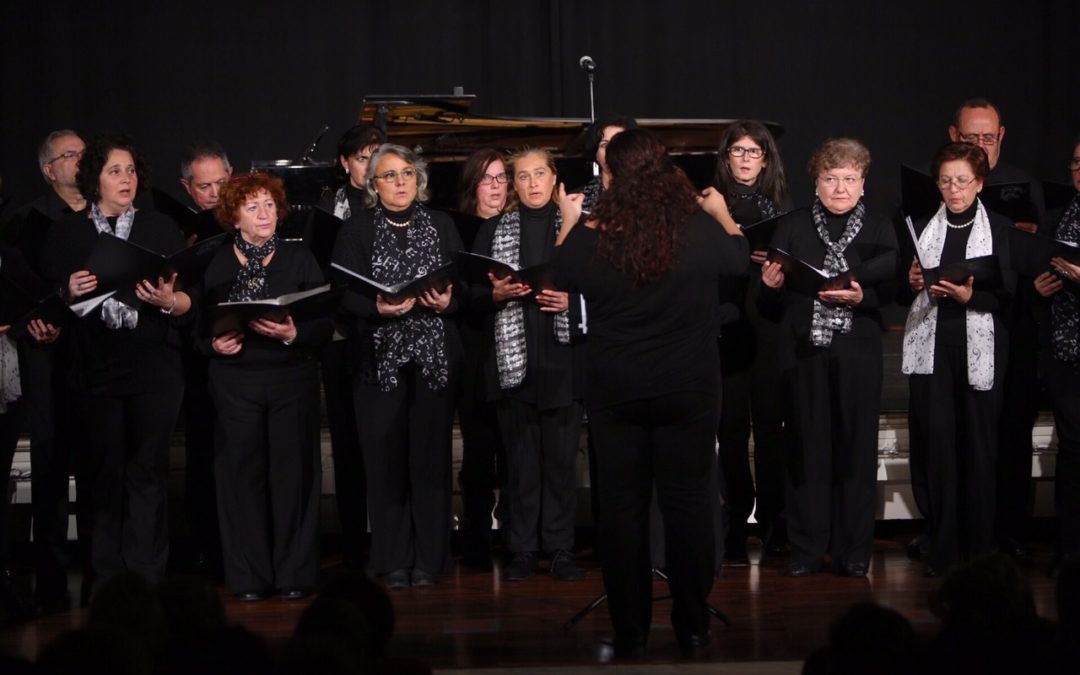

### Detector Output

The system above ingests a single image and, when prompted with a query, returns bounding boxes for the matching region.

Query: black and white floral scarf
[332,186,351,220]
[1052,194,1080,362]
[90,202,139,329]
[370,204,449,392]
[809,199,864,347]
[735,189,780,222]
[229,232,278,302]
[491,205,570,389]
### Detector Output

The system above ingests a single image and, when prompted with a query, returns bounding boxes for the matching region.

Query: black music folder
[740,210,796,250]
[1006,226,1080,277]
[151,188,225,242]
[306,207,344,270]
[454,251,554,292]
[330,261,455,303]
[0,274,71,339]
[981,181,1038,224]
[81,233,228,305]
[900,165,941,221]
[766,248,894,296]
[209,283,343,336]
[904,217,1002,290]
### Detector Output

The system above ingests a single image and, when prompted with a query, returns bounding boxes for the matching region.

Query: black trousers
[783,333,881,569]
[457,388,505,557]
[909,344,1004,571]
[498,398,582,555]
[18,344,76,597]
[718,319,786,547]
[1046,357,1080,558]
[355,364,455,575]
[995,328,1041,546]
[590,391,719,650]
[78,381,184,590]
[209,362,322,592]
[321,340,367,566]
[0,398,25,567]
[180,349,219,560]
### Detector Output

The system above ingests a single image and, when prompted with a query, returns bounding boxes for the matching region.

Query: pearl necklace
[947,218,974,230]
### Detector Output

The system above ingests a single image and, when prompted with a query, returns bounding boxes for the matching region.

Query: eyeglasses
[937,175,978,190]
[373,168,417,183]
[818,175,862,188]
[958,132,1000,146]
[479,172,508,186]
[728,146,765,159]
[47,150,83,164]
[1070,158,1080,171]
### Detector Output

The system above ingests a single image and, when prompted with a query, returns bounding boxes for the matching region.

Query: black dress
[901,202,1015,572]
[41,208,188,589]
[332,203,463,577]
[554,208,748,652]
[469,201,586,559]
[199,239,331,594]
[758,203,897,573]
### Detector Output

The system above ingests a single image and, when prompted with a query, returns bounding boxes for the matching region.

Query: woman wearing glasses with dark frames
[711,120,792,565]
[1032,136,1080,576]
[453,148,511,570]
[332,143,464,590]
[902,142,1015,577]
[758,137,897,579]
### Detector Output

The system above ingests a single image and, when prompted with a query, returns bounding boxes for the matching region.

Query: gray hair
[180,140,232,181]
[364,143,430,207]
[37,129,81,182]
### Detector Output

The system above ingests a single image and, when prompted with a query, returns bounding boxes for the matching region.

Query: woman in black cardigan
[759,137,897,578]
[332,144,462,589]
[470,148,587,583]
[201,172,331,600]
[42,134,191,591]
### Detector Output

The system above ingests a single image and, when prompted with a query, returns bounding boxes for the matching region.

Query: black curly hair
[75,133,151,204]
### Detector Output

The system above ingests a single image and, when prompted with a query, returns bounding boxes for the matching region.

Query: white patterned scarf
[89,202,139,330]
[902,201,995,390]
[491,205,570,390]
[332,186,351,220]
[0,253,21,413]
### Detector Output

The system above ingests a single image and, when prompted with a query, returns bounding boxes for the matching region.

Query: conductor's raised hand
[212,330,245,356]
[556,184,585,245]
[490,272,531,303]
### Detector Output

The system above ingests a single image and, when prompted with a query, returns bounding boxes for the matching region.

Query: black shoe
[841,562,869,578]
[411,569,436,587]
[384,569,410,590]
[280,587,311,600]
[504,552,537,581]
[784,561,821,578]
[549,550,582,581]
[234,590,268,602]
[677,631,712,658]
[906,535,928,561]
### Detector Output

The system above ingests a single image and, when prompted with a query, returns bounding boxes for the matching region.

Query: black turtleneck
[519,200,556,268]
[935,201,981,346]
[729,183,768,225]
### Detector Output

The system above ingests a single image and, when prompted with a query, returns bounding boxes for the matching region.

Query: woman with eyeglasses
[454,148,511,569]
[1031,138,1080,575]
[469,148,586,582]
[902,142,1015,577]
[712,120,792,564]
[42,134,192,592]
[332,144,463,589]
[758,138,897,578]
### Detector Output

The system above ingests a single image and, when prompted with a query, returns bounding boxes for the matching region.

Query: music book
[454,251,554,292]
[740,210,798,250]
[330,261,455,303]
[0,273,71,339]
[81,233,229,305]
[150,188,225,242]
[981,180,1039,224]
[766,248,894,296]
[904,217,1002,290]
[1005,225,1080,277]
[209,283,343,336]
[306,207,344,270]
[900,165,942,221]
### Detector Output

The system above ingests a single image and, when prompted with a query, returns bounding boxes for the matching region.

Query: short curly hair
[931,142,991,182]
[75,134,150,204]
[214,172,290,227]
[807,137,872,178]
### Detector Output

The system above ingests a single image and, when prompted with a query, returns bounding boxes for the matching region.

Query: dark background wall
[1,0,1078,213]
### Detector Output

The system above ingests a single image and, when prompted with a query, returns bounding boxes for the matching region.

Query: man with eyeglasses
[0,129,87,613]
[949,98,1047,561]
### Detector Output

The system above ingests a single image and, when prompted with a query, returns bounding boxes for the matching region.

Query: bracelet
[160,297,177,315]
[282,337,295,346]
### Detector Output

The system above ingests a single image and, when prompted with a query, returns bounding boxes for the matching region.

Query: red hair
[215,172,290,226]
[592,129,698,284]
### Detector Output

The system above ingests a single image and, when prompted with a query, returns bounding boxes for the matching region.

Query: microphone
[297,125,330,164]
[579,55,596,73]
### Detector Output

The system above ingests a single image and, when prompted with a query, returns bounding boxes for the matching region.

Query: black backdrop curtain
[1,0,1078,212]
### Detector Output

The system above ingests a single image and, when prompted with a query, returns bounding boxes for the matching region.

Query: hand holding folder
[330,261,455,303]
[209,283,343,336]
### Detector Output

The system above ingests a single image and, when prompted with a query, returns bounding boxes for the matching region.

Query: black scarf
[809,199,865,347]
[229,232,278,302]
[1052,194,1080,362]
[370,203,449,391]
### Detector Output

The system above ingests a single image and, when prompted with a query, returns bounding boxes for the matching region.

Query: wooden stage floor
[0,534,1060,671]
